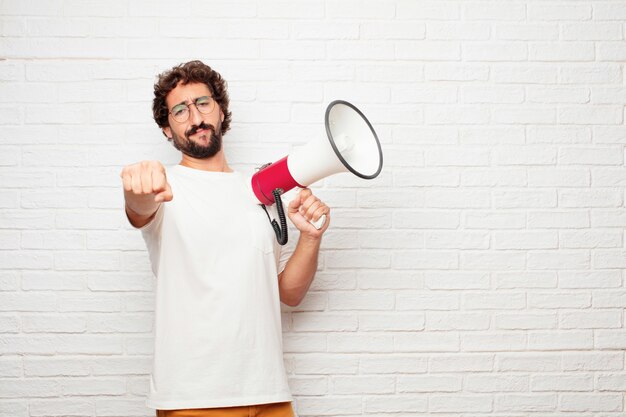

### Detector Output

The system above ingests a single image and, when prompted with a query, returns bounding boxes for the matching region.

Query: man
[120,60,330,416]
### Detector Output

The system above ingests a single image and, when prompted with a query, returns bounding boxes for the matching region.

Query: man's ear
[220,110,224,122]
[163,127,172,139]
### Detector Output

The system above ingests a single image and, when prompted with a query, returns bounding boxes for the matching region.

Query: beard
[168,119,223,159]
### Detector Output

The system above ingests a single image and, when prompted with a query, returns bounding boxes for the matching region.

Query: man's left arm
[277,188,330,307]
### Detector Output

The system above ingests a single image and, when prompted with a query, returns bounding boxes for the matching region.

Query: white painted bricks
[2,1,626,416]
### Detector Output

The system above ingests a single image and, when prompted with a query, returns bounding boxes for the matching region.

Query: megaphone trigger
[311,214,326,230]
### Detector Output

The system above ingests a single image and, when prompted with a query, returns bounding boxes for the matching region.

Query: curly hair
[152,60,232,134]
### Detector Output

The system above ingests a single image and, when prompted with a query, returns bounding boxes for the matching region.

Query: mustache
[186,122,215,138]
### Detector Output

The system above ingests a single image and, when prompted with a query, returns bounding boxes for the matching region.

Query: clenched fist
[287,188,330,239]
[120,160,173,203]
[120,161,172,227]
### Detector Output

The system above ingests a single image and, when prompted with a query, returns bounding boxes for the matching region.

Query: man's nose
[189,103,203,125]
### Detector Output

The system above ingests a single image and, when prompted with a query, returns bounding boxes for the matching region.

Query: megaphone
[252,100,383,244]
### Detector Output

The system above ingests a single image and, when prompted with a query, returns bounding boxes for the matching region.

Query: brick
[528,3,591,20]
[396,1,460,19]
[396,292,460,311]
[424,189,490,208]
[527,250,590,270]
[495,313,557,330]
[560,64,622,84]
[529,293,591,309]
[328,41,394,60]
[594,2,626,20]
[596,373,626,391]
[394,250,459,270]
[359,313,425,331]
[283,333,328,353]
[288,376,327,395]
[463,42,527,61]
[495,394,556,412]
[496,353,560,372]
[527,168,589,187]
[528,330,593,350]
[22,314,86,333]
[493,64,557,83]
[397,41,461,61]
[331,376,394,394]
[297,397,362,416]
[562,352,623,371]
[426,63,489,81]
[463,2,525,20]
[559,189,622,208]
[426,22,490,40]
[559,106,623,125]
[461,251,526,270]
[593,289,626,307]
[560,230,621,249]
[95,399,149,417]
[560,393,622,412]
[530,374,593,392]
[530,42,595,61]
[527,87,589,104]
[365,396,427,413]
[431,394,494,412]
[360,355,427,374]
[493,231,558,250]
[395,332,459,352]
[466,374,528,392]
[563,23,622,41]
[461,332,527,352]
[496,24,559,40]
[595,330,626,349]
[397,375,462,392]
[560,271,621,288]
[425,231,489,249]
[462,85,524,103]
[426,272,489,290]
[426,312,490,330]
[430,354,493,372]
[328,333,394,353]
[528,210,589,228]
[528,126,591,144]
[464,292,526,310]
[464,211,526,229]
[598,42,626,61]
[461,126,525,144]
[496,272,557,289]
[394,168,457,187]
[28,400,94,417]
[393,84,456,104]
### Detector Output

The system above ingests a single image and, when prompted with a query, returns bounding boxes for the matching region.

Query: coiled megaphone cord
[261,188,288,246]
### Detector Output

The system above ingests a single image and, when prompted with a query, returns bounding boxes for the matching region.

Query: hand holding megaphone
[287,187,330,235]
[252,100,383,244]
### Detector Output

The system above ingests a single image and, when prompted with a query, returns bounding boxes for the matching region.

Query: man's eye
[173,106,187,117]
[196,98,211,108]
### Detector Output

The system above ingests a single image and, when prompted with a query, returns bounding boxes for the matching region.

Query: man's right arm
[120,160,173,228]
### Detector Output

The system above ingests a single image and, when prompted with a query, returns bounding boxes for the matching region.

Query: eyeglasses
[168,96,216,123]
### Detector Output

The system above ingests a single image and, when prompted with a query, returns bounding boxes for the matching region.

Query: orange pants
[156,402,294,417]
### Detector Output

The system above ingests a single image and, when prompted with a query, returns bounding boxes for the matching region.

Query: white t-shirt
[137,164,294,410]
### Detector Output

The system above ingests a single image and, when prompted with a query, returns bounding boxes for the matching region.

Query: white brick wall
[1,0,625,416]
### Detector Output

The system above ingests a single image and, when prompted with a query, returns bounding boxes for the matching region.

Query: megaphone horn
[252,100,383,244]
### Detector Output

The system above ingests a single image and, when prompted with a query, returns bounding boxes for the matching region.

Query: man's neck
[179,152,233,173]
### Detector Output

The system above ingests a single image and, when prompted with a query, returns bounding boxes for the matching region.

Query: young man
[120,61,330,416]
